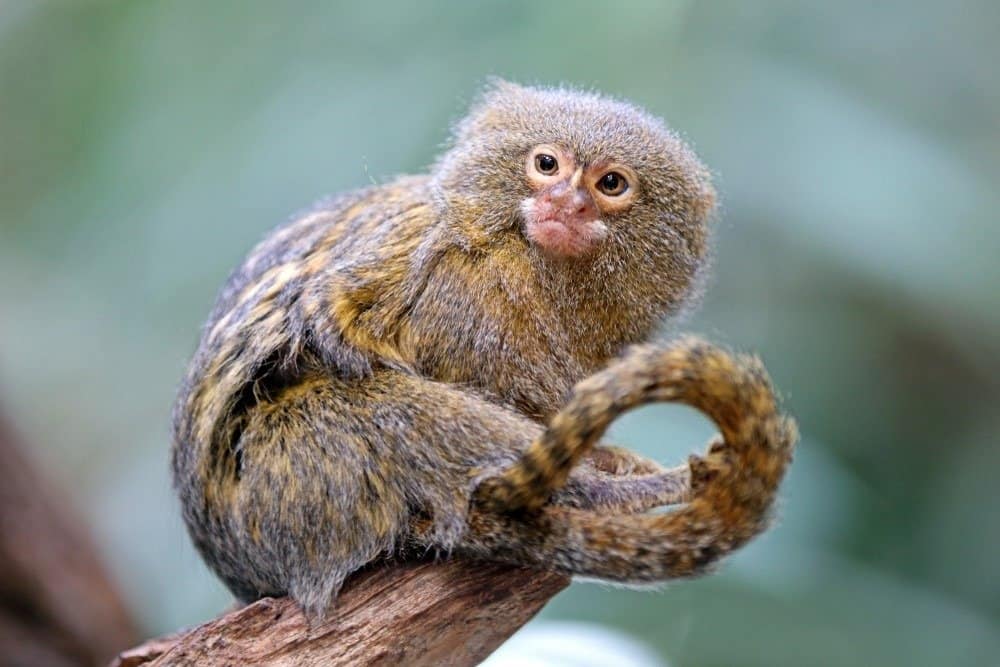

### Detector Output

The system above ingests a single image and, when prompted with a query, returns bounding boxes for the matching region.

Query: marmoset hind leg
[465,338,798,582]
[566,444,693,511]
[204,365,692,615]
[548,440,691,512]
[567,439,732,511]
[559,461,690,512]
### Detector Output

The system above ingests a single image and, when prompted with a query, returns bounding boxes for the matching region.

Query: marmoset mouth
[521,198,608,258]
[524,218,606,258]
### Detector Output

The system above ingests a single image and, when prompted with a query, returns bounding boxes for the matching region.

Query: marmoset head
[433,80,716,266]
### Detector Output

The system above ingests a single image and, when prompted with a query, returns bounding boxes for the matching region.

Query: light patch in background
[482,621,666,667]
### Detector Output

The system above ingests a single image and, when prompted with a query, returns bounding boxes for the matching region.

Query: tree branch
[113,559,568,667]
[0,409,139,666]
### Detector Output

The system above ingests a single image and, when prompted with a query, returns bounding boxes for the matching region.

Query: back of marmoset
[171,80,797,617]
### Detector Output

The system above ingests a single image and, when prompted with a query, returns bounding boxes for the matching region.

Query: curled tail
[470,336,797,578]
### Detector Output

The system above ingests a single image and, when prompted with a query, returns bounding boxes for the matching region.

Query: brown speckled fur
[171,80,797,617]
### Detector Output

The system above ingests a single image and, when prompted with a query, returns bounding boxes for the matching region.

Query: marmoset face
[520,142,640,257]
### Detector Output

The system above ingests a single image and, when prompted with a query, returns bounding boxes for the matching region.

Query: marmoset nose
[542,183,598,219]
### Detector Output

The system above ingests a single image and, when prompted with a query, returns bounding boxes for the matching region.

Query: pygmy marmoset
[172,80,798,617]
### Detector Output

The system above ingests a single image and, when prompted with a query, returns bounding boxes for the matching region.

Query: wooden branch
[0,409,139,666]
[113,559,568,667]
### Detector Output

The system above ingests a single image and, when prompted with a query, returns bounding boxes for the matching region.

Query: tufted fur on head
[435,80,714,227]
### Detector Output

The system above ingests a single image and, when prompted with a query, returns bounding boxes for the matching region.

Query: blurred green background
[1,1,998,665]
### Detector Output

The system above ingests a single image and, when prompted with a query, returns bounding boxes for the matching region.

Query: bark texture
[113,560,568,667]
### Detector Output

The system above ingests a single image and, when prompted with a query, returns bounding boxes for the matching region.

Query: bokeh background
[2,1,998,665]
